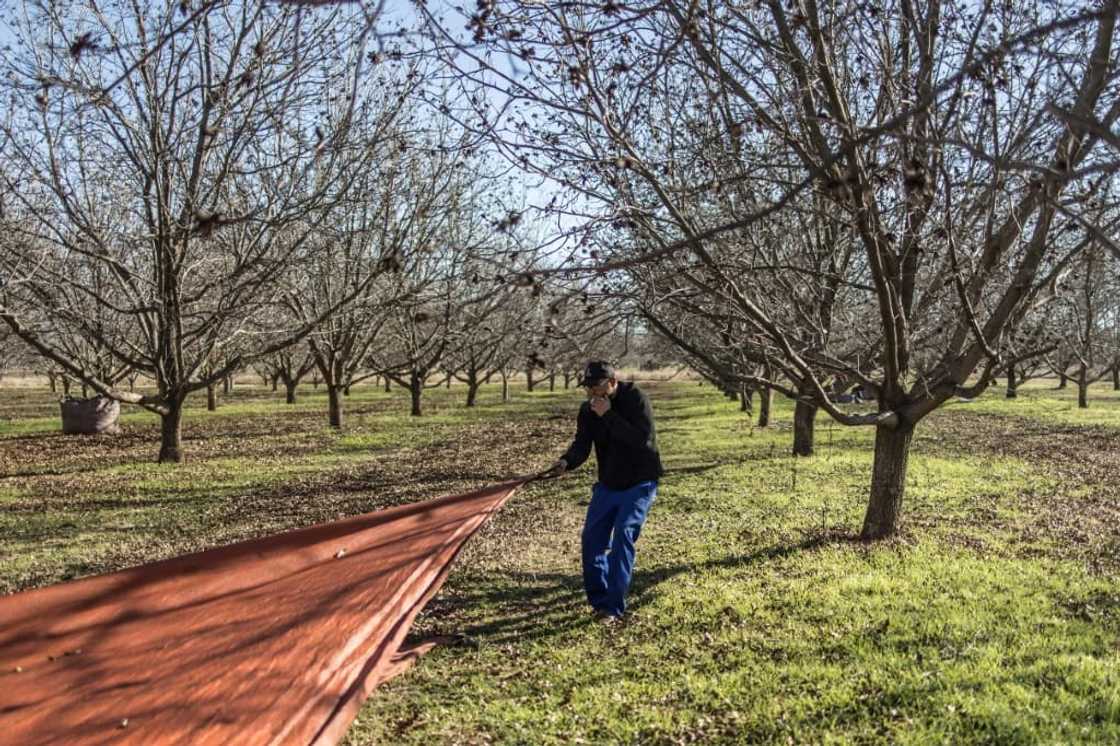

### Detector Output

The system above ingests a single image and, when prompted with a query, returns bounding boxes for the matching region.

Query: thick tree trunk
[1113,366,1119,391]
[1005,363,1018,399]
[271,375,279,392]
[410,374,423,416]
[384,375,391,393]
[563,371,571,389]
[501,371,509,402]
[860,425,914,540]
[548,371,556,391]
[526,368,535,392]
[327,385,343,429]
[1057,370,1068,389]
[158,401,186,463]
[792,398,817,457]
[757,387,771,427]
[465,371,479,407]
[206,384,217,412]
[1078,367,1089,409]
[285,380,298,404]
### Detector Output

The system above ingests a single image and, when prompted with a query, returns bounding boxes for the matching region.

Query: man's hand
[590,395,611,417]
[540,458,567,478]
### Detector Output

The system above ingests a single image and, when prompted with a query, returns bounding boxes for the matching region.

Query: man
[545,361,663,623]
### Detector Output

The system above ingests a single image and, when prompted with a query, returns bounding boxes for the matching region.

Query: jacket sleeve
[560,406,593,470]
[602,388,654,450]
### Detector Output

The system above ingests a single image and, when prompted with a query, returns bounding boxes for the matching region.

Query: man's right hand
[540,458,567,478]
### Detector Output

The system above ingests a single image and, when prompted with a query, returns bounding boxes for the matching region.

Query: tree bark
[757,386,771,427]
[501,370,509,402]
[1058,370,1068,389]
[526,368,535,392]
[48,373,57,393]
[285,380,298,404]
[563,371,571,389]
[207,383,217,412]
[61,377,71,396]
[1005,363,1017,399]
[860,425,914,540]
[223,376,233,395]
[158,401,186,463]
[465,370,479,407]
[81,383,89,398]
[792,398,816,457]
[739,388,752,412]
[1113,366,1119,391]
[548,371,556,391]
[271,375,279,392]
[1078,366,1089,409]
[384,375,391,393]
[410,373,423,416]
[328,385,343,428]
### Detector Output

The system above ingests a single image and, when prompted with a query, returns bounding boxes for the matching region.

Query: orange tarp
[0,480,524,745]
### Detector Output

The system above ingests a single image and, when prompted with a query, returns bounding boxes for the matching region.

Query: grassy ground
[1,378,1118,744]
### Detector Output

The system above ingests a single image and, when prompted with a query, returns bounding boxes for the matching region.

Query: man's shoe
[592,609,622,625]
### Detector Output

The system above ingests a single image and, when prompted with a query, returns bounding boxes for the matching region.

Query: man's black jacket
[560,381,664,490]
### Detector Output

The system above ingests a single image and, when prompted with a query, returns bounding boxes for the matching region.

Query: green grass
[0,377,1118,743]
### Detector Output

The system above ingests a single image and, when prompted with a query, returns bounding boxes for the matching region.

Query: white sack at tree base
[59,396,122,435]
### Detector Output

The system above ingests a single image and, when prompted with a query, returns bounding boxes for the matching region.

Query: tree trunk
[757,387,771,427]
[384,375,392,393]
[1058,370,1068,389]
[792,398,816,457]
[466,371,479,407]
[563,371,571,389]
[526,368,535,392]
[1113,366,1119,391]
[271,375,279,392]
[739,388,752,412]
[158,401,186,463]
[1005,363,1018,399]
[327,384,343,429]
[61,377,71,396]
[223,376,233,395]
[48,373,57,393]
[343,383,351,397]
[501,371,509,402]
[860,425,914,540]
[446,375,452,390]
[410,373,423,416]
[1078,366,1089,409]
[548,371,556,391]
[81,383,89,398]
[285,380,298,404]
[206,383,217,412]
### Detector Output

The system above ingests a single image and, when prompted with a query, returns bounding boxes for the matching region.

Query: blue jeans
[581,480,657,616]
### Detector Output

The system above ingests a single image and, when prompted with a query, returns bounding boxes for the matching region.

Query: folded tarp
[0,479,524,745]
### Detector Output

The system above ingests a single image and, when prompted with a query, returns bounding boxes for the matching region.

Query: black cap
[578,360,617,386]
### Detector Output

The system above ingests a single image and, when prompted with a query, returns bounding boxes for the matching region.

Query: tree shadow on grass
[411,530,859,650]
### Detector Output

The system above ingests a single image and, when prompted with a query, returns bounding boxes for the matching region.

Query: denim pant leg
[603,481,657,616]
[581,483,618,609]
